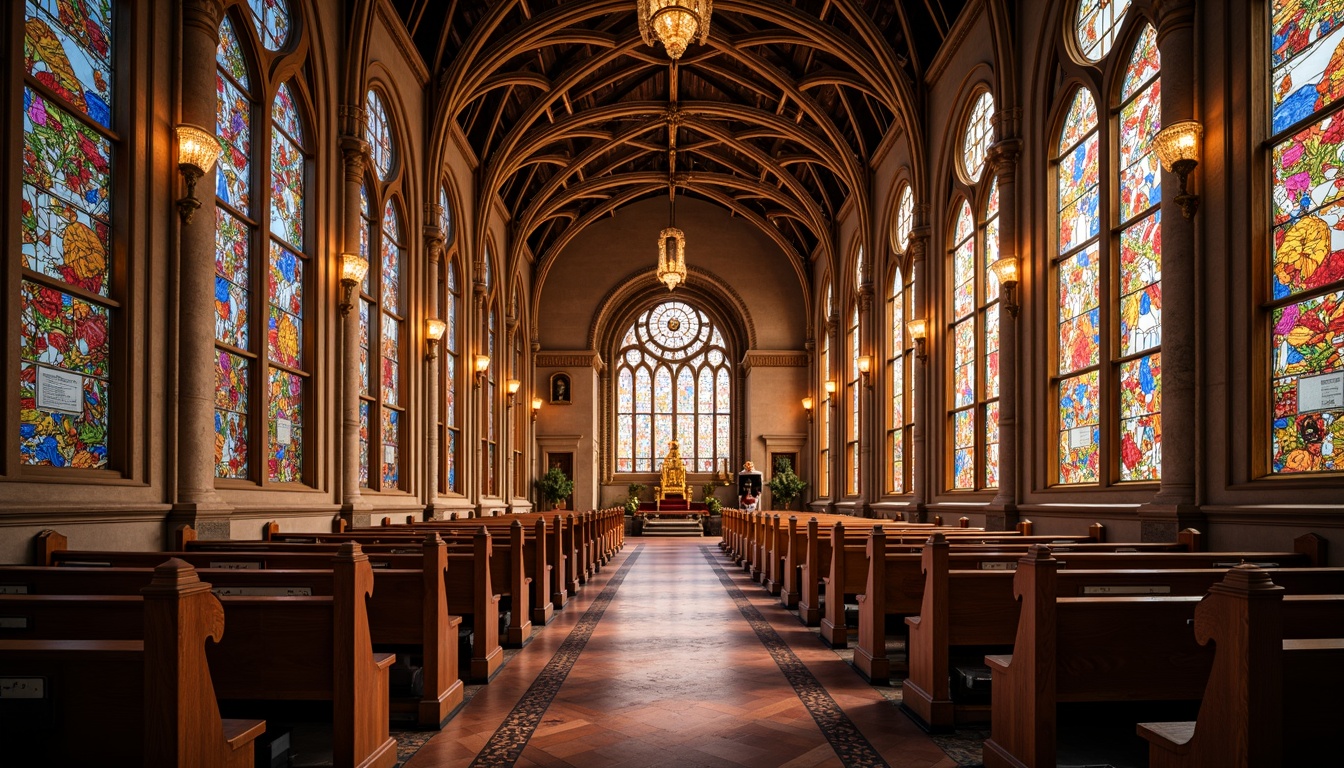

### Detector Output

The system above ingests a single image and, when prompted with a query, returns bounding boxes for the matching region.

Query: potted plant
[624,483,646,516]
[701,482,722,516]
[536,466,575,510]
[767,457,807,511]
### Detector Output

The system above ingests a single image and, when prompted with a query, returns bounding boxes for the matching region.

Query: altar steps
[641,519,704,537]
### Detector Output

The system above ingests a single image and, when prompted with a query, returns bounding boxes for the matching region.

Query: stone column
[986,115,1023,532]
[1141,0,1204,540]
[505,313,519,508]
[856,282,874,517]
[424,204,445,518]
[169,0,232,540]
[906,211,931,523]
[339,117,372,528]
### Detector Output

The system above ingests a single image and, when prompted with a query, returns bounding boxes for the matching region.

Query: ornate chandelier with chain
[637,0,712,61]
[657,187,687,291]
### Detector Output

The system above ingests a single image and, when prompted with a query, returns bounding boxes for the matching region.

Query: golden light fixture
[425,318,447,360]
[175,124,221,224]
[531,396,543,422]
[474,354,490,388]
[506,378,522,406]
[989,257,1021,318]
[637,0,712,61]
[657,226,687,290]
[857,355,873,389]
[824,380,837,395]
[906,319,929,363]
[338,253,369,316]
[1152,119,1203,219]
[802,396,814,422]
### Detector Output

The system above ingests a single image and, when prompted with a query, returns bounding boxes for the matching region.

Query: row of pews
[0,508,624,767]
[719,509,1342,767]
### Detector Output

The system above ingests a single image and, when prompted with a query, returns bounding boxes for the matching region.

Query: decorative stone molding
[536,350,605,371]
[739,351,809,370]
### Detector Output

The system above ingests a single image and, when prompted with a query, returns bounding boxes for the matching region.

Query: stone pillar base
[984,504,1020,532]
[902,504,928,524]
[1137,502,1205,543]
[340,501,375,530]
[166,504,234,542]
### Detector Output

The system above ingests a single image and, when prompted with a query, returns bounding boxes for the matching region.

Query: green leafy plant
[624,483,646,515]
[767,457,807,510]
[701,482,722,515]
[535,466,575,510]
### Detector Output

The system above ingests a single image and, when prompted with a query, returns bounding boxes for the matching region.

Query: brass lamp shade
[425,318,447,342]
[177,124,222,173]
[1152,120,1203,172]
[341,253,370,285]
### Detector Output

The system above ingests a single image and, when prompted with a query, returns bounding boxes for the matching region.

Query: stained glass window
[214,15,253,479]
[248,0,290,51]
[1118,26,1162,482]
[365,89,393,180]
[887,268,911,493]
[895,185,914,252]
[982,179,1001,488]
[20,0,116,468]
[820,281,832,498]
[439,187,454,245]
[485,310,498,496]
[949,202,977,489]
[846,306,861,495]
[443,258,460,493]
[1268,0,1344,474]
[1076,0,1132,62]
[1056,87,1101,483]
[962,92,995,183]
[373,202,404,491]
[615,302,732,474]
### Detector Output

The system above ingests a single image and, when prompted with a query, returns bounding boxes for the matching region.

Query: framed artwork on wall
[549,373,572,404]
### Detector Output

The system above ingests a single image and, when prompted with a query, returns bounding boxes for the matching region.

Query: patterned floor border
[699,546,891,768]
[465,544,646,767]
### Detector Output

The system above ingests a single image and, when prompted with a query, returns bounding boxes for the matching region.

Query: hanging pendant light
[637,0,712,61]
[657,182,687,291]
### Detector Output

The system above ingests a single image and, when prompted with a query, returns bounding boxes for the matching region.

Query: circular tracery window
[962,92,995,183]
[1075,0,1131,62]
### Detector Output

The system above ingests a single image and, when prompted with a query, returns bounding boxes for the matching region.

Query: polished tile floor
[405,538,959,768]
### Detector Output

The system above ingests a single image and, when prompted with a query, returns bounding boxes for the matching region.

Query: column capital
[908,225,931,264]
[339,104,369,144]
[856,283,874,313]
[424,204,446,265]
[991,106,1023,145]
[988,137,1024,182]
[339,134,370,183]
[1153,0,1198,39]
[181,0,225,35]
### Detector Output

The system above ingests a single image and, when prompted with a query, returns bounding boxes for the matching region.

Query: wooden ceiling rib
[392,0,967,271]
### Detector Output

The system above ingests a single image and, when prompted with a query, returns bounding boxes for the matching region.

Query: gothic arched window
[846,301,860,496]
[887,266,910,494]
[212,1,312,485]
[20,1,116,469]
[819,281,833,498]
[1267,1,1344,474]
[440,191,460,493]
[485,308,497,496]
[615,302,732,474]
[949,201,978,489]
[1076,0,1132,62]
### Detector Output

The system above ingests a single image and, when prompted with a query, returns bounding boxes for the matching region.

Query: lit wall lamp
[506,378,521,406]
[175,124,222,225]
[802,396,814,422]
[531,396,543,422]
[338,253,369,316]
[857,355,873,389]
[1153,119,1203,219]
[906,319,929,363]
[425,318,446,361]
[989,257,1021,317]
[824,379,837,408]
[473,354,490,389]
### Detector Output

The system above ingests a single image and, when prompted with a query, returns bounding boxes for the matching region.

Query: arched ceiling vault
[392,0,968,300]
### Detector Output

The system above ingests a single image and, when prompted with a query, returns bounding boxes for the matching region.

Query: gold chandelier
[637,0,712,61]
[657,185,687,291]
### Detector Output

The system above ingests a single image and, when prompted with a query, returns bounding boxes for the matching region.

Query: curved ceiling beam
[474,71,552,97]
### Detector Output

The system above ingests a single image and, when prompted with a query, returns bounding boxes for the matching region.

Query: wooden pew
[980,547,1344,768]
[1137,565,1344,767]
[891,532,1342,729]
[0,559,265,767]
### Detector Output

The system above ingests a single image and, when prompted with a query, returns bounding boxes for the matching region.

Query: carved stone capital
[339,105,368,143]
[991,107,1023,145]
[1153,0,1198,39]
[988,137,1024,182]
[181,0,225,36]
[339,134,370,183]
[856,284,874,313]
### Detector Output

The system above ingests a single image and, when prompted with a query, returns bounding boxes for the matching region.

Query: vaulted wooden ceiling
[388,0,967,273]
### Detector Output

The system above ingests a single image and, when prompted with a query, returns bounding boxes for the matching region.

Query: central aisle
[405,538,958,768]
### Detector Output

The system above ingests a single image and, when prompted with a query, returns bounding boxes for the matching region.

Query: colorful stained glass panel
[381,408,399,489]
[985,401,1000,488]
[1123,25,1161,99]
[1272,290,1344,378]
[23,89,111,221]
[216,74,251,211]
[1058,370,1100,484]
[248,0,290,50]
[358,401,370,485]
[1272,375,1344,473]
[1272,112,1344,298]
[366,90,393,180]
[953,410,975,489]
[1272,17,1344,134]
[25,0,113,128]
[1121,282,1162,356]
[358,300,370,396]
[1058,133,1099,211]
[1120,151,1162,224]
[269,122,303,248]
[19,361,108,468]
[985,306,1001,398]
[1059,88,1098,153]
[954,320,975,408]
[268,368,302,482]
[1076,0,1131,61]
[1059,186,1100,255]
[214,351,248,479]
[381,320,399,406]
[19,280,110,378]
[268,243,301,367]
[1121,79,1161,181]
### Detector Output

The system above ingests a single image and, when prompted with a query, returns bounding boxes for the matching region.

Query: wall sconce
[989,257,1021,317]
[425,318,446,361]
[906,318,928,363]
[175,124,221,225]
[857,355,873,389]
[802,396,814,422]
[473,354,490,388]
[506,378,521,406]
[339,253,369,316]
[531,396,543,422]
[1153,119,1203,219]
[824,379,837,408]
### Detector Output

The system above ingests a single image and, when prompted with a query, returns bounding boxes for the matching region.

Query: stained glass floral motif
[366,89,393,180]
[985,304,1001,399]
[1271,114,1344,299]
[1059,246,1100,373]
[953,410,975,489]
[381,319,399,406]
[1059,143,1100,254]
[381,203,401,315]
[953,203,976,318]
[358,401,370,486]
[984,401,1000,488]
[895,185,914,251]
[215,209,249,349]
[1123,24,1160,97]
[216,19,251,211]
[270,85,304,248]
[1059,88,1099,152]
[1076,0,1131,62]
[24,0,113,128]
[615,302,731,472]
[962,92,994,182]
[1272,4,1344,134]
[1268,290,1344,476]
[381,408,399,488]
[953,320,975,408]
[1120,354,1162,481]
[22,93,112,297]
[268,368,301,482]
[268,243,301,368]
[1059,370,1100,483]
[20,361,107,468]
[248,0,290,51]
[215,351,248,479]
[358,300,371,396]
[985,179,1001,301]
